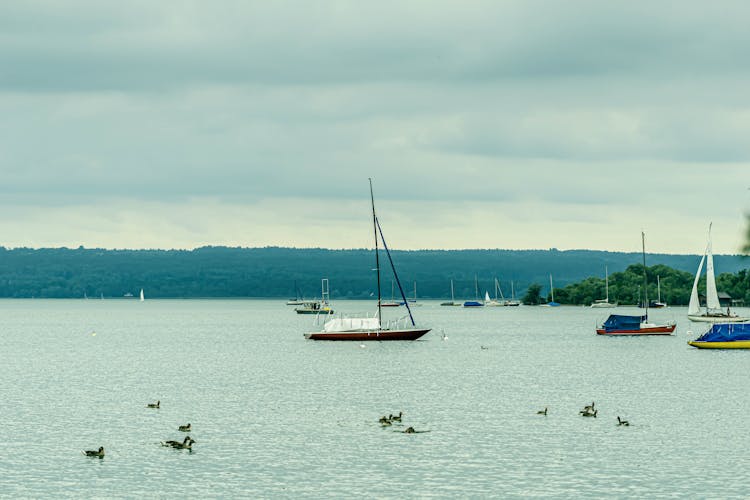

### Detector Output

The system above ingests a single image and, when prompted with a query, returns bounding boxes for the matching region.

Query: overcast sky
[1,1,748,254]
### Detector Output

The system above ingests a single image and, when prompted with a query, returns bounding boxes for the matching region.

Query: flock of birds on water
[536,401,630,426]
[82,400,194,459]
[378,411,428,433]
[84,400,629,457]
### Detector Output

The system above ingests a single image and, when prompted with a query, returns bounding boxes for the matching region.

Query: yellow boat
[688,323,750,349]
[688,340,750,349]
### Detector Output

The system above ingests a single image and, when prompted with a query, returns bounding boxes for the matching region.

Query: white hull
[688,314,749,323]
[590,301,617,308]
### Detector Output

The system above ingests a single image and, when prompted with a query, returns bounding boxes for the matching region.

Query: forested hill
[0,246,746,299]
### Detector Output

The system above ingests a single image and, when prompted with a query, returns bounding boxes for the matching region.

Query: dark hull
[305,328,431,341]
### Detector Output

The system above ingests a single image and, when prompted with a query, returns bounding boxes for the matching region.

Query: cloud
[0,1,749,252]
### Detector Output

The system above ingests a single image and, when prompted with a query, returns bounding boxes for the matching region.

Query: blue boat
[688,323,750,349]
[596,314,675,336]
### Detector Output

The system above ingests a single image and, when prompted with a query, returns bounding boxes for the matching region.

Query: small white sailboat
[541,274,560,307]
[650,275,667,308]
[140,289,144,302]
[688,223,748,323]
[485,278,505,306]
[441,279,461,306]
[506,280,521,306]
[591,266,617,308]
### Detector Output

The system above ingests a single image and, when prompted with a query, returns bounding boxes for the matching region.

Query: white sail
[484,291,491,303]
[140,288,144,302]
[688,253,705,316]
[705,238,721,312]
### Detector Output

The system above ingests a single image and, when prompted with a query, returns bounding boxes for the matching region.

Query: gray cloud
[0,1,749,251]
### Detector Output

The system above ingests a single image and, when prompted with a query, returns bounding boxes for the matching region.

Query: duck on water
[82,446,105,458]
[162,436,196,450]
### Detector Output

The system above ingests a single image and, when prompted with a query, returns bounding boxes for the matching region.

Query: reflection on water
[1,299,750,497]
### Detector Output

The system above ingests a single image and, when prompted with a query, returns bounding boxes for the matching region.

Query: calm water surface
[1,299,749,498]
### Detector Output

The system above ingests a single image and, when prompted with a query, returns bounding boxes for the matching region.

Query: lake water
[2,299,749,498]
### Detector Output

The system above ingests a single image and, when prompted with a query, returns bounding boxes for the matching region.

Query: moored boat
[590,266,617,308]
[596,314,676,335]
[688,322,750,348]
[295,279,334,314]
[463,275,484,307]
[305,180,430,341]
[596,232,675,336]
[687,223,748,323]
[440,279,461,306]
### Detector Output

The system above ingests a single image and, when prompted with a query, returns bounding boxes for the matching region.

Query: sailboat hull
[590,302,617,308]
[688,314,748,323]
[688,340,750,349]
[596,325,676,336]
[305,328,431,341]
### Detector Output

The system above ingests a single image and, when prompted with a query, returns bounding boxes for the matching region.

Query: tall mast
[605,266,609,302]
[642,231,649,317]
[549,274,554,303]
[369,178,382,326]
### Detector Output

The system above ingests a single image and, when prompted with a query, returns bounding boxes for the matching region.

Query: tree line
[522,264,750,306]
[0,245,746,299]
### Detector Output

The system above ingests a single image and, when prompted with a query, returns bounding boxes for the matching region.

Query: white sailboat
[441,279,461,306]
[591,266,617,308]
[651,275,667,308]
[541,274,560,307]
[688,224,748,323]
[485,278,505,306]
[507,280,521,306]
[139,288,144,302]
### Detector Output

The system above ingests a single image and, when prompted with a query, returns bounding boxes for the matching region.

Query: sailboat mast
[642,232,649,317]
[451,279,455,301]
[369,179,382,326]
[549,274,554,303]
[605,266,609,302]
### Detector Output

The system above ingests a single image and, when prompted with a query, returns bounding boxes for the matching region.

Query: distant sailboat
[381,281,401,307]
[463,275,484,307]
[541,274,560,307]
[295,279,334,315]
[140,289,144,302]
[506,280,521,306]
[286,280,304,305]
[650,275,667,308]
[441,279,461,306]
[485,278,504,306]
[688,223,748,323]
[591,266,617,308]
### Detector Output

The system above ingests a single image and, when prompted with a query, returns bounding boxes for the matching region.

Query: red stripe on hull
[596,324,676,336]
[305,328,431,341]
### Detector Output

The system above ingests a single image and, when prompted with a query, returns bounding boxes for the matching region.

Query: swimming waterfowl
[147,400,160,409]
[617,416,630,426]
[178,423,191,432]
[537,407,548,415]
[82,446,105,458]
[581,409,597,418]
[583,402,595,412]
[391,411,403,422]
[162,436,196,449]
[403,427,416,433]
